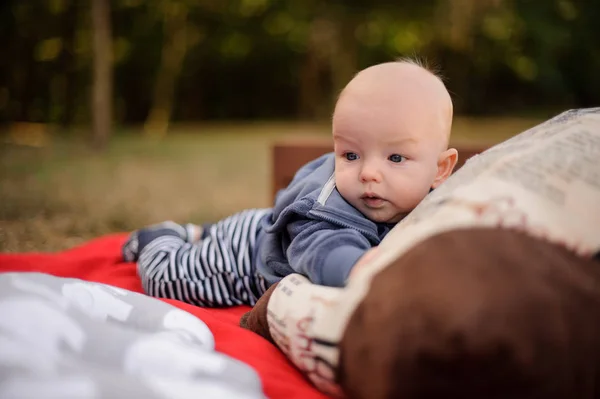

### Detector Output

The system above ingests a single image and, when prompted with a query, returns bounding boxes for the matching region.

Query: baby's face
[333,68,450,223]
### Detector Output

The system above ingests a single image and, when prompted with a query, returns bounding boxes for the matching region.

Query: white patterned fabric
[0,272,265,399]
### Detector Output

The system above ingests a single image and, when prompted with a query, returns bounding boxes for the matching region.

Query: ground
[0,117,542,252]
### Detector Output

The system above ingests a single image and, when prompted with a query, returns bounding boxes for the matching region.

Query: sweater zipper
[309,210,380,243]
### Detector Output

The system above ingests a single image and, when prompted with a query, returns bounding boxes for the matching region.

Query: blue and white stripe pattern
[124,209,270,307]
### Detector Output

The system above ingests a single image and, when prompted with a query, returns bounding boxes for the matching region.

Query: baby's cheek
[335,170,355,193]
[390,178,428,208]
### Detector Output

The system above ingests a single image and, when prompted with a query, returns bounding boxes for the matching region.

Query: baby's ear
[432,148,458,188]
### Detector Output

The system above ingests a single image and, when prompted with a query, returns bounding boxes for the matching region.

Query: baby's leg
[129,210,270,307]
[122,221,201,262]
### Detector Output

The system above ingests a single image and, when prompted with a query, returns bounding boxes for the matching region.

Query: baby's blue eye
[389,154,405,163]
[345,152,359,161]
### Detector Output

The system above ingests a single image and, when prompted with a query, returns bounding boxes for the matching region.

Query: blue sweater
[255,153,395,288]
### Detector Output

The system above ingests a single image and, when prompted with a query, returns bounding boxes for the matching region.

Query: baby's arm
[285,218,372,287]
[348,246,380,280]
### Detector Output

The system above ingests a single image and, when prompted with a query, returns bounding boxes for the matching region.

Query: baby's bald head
[335,58,453,150]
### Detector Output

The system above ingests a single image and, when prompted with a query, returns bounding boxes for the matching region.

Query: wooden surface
[272,139,488,199]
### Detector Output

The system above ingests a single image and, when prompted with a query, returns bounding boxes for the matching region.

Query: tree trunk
[60,0,78,129]
[327,13,359,104]
[429,0,500,113]
[91,0,112,150]
[297,17,337,120]
[298,42,322,120]
[144,2,189,137]
[297,9,360,120]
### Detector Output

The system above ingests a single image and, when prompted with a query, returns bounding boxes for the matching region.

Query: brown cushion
[339,227,600,399]
[240,281,278,343]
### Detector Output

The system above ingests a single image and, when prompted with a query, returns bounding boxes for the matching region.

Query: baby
[122,58,458,307]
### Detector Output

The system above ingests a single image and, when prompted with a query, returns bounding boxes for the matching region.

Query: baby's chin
[361,207,407,224]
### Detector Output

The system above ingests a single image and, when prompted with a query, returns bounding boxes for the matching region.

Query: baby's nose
[360,164,382,183]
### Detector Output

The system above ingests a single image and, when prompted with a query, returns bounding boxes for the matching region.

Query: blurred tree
[143,0,190,137]
[1,0,598,128]
[58,0,79,127]
[91,0,112,149]
[297,3,363,119]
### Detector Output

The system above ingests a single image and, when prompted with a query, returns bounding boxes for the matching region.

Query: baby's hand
[348,246,381,280]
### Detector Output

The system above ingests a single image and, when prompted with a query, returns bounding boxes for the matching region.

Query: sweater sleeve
[285,218,372,287]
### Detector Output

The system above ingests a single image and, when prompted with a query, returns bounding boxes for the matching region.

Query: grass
[0,117,543,252]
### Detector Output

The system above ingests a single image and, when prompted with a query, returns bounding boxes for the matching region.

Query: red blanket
[0,234,328,399]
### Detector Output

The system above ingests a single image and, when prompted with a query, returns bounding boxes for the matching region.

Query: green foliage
[0,0,597,126]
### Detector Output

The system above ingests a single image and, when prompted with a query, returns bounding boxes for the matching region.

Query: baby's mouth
[361,193,385,209]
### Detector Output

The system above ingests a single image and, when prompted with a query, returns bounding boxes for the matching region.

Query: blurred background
[1,0,599,251]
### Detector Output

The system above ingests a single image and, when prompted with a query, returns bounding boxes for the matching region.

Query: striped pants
[122,209,271,307]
